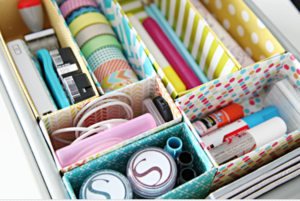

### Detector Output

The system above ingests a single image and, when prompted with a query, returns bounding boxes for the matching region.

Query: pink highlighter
[143,17,202,90]
[56,113,157,168]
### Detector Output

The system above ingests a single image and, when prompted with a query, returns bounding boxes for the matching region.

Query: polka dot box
[177,52,300,191]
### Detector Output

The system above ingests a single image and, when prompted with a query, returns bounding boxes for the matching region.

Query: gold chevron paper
[41,76,182,160]
[118,0,240,98]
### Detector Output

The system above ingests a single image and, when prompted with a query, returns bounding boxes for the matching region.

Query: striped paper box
[199,0,285,63]
[62,123,217,199]
[99,0,241,99]
[0,0,100,118]
[177,52,300,191]
[39,76,182,172]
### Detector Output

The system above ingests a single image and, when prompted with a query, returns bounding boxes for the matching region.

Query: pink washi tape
[60,0,98,19]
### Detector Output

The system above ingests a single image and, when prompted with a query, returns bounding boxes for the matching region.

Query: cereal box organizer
[177,52,300,191]
[39,75,182,173]
[62,123,217,199]
[101,0,241,99]
[0,0,100,118]
[102,0,285,99]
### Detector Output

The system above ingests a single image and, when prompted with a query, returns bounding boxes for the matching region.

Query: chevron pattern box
[176,52,300,191]
[62,123,218,199]
[39,76,182,172]
[0,0,99,118]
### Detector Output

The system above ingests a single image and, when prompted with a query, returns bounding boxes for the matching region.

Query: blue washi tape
[66,6,100,25]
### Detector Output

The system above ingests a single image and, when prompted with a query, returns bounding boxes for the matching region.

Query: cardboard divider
[105,0,240,99]
[62,123,217,199]
[177,52,300,191]
[40,76,182,173]
[0,0,99,118]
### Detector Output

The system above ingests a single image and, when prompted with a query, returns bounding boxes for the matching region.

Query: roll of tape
[101,69,138,92]
[81,34,122,59]
[60,0,98,19]
[93,59,133,82]
[66,7,100,24]
[75,24,116,48]
[69,12,109,37]
[87,46,126,73]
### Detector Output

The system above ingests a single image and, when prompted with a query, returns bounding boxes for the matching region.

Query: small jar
[127,147,177,199]
[79,169,132,199]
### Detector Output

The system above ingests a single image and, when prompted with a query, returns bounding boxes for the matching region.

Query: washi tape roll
[87,46,138,92]
[69,12,109,37]
[81,34,122,59]
[66,6,100,24]
[101,69,138,92]
[60,0,98,19]
[87,46,126,73]
[75,24,116,48]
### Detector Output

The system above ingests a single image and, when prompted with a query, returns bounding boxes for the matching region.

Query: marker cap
[246,117,287,148]
[242,106,279,129]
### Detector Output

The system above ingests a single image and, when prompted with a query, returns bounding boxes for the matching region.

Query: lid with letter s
[127,147,177,199]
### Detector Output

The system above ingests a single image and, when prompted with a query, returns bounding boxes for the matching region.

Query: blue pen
[145,4,209,84]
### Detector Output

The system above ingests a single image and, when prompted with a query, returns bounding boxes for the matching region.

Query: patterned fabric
[177,52,300,190]
[60,0,98,19]
[62,123,215,199]
[75,23,116,48]
[100,69,139,92]
[66,7,100,24]
[87,46,126,71]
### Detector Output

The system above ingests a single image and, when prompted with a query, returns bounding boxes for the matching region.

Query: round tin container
[79,169,132,199]
[127,147,177,199]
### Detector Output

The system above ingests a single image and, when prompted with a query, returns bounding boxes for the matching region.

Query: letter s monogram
[133,158,163,186]
[87,179,111,199]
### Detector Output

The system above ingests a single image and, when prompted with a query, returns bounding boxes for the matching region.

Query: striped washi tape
[60,0,98,19]
[87,46,126,72]
[75,24,116,48]
[66,6,100,24]
[100,69,138,92]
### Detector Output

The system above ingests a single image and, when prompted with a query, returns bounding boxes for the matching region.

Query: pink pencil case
[56,113,157,168]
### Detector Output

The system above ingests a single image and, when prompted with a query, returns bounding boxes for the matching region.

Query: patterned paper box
[177,52,300,190]
[0,0,99,118]
[62,123,217,199]
[101,0,241,99]
[40,76,182,173]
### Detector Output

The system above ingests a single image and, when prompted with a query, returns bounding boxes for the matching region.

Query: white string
[50,93,133,144]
